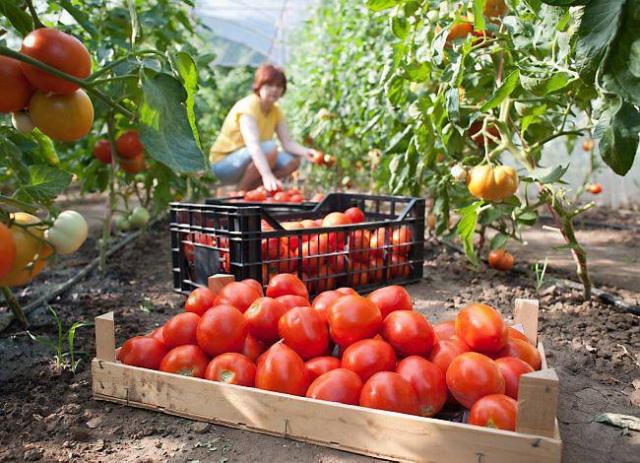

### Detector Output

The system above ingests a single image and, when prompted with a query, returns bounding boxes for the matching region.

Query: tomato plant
[204,353,256,387]
[306,368,363,405]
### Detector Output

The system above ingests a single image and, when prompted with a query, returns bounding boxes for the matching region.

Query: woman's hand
[302,148,319,162]
[261,172,281,193]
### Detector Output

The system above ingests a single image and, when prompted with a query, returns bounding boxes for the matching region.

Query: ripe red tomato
[396,356,447,417]
[321,212,351,249]
[311,290,344,322]
[382,310,435,357]
[495,357,534,400]
[159,345,209,378]
[455,303,507,354]
[389,254,411,278]
[433,320,456,341]
[488,249,514,271]
[118,336,167,370]
[327,295,382,347]
[275,294,310,311]
[262,236,287,261]
[266,273,309,299]
[446,352,505,409]
[305,356,341,383]
[0,56,34,113]
[468,394,517,431]
[196,305,248,356]
[348,229,372,263]
[495,338,542,370]
[344,207,365,224]
[148,326,167,346]
[367,285,413,319]
[185,287,217,316]
[92,139,112,164]
[163,312,200,348]
[447,22,474,42]
[428,337,470,374]
[507,326,530,343]
[289,194,304,203]
[306,368,363,405]
[204,353,256,387]
[246,297,288,344]
[241,333,266,362]
[273,192,291,203]
[335,287,358,296]
[278,306,330,359]
[115,130,144,159]
[244,189,266,202]
[391,226,412,256]
[242,278,264,297]
[0,223,16,279]
[360,372,419,415]
[119,153,145,174]
[341,339,397,382]
[368,228,388,258]
[215,281,261,313]
[20,28,91,94]
[29,89,94,142]
[255,343,309,395]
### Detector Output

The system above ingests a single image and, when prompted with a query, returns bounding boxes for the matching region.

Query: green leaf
[539,0,586,5]
[57,0,99,38]
[481,71,520,112]
[0,134,30,183]
[446,87,460,122]
[575,0,625,80]
[473,0,487,31]
[173,52,201,149]
[536,164,570,183]
[15,166,72,203]
[391,16,409,39]
[0,0,33,36]
[366,0,398,12]
[595,98,640,176]
[404,62,430,82]
[139,71,206,173]
[520,72,574,96]
[456,202,481,266]
[516,210,538,225]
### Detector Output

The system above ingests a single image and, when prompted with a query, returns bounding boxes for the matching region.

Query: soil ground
[1,207,639,463]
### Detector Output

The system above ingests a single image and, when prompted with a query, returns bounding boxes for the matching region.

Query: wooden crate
[92,276,561,463]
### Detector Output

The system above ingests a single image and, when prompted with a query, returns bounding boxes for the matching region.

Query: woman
[210,64,320,192]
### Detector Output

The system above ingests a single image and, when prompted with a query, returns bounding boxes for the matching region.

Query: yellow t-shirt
[209,94,284,163]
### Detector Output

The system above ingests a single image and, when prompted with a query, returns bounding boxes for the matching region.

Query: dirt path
[1,219,639,462]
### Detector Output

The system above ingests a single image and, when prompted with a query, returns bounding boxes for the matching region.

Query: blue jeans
[211,140,295,185]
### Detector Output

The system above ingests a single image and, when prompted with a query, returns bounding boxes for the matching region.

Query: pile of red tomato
[118,274,540,431]
[1,28,94,141]
[224,187,325,204]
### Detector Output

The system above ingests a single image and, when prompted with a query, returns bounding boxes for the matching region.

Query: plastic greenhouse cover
[195,0,319,67]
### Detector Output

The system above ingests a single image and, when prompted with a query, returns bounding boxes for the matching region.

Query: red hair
[253,64,287,95]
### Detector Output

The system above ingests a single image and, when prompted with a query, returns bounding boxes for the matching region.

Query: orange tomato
[467,165,519,201]
[29,89,94,142]
[488,249,514,271]
[0,56,34,113]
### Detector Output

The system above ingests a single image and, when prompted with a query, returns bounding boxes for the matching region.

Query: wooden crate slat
[92,359,561,463]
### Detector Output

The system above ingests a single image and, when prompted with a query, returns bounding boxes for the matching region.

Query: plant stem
[531,129,587,151]
[100,115,118,272]
[1,287,28,328]
[87,49,164,81]
[25,0,44,29]
[0,46,136,120]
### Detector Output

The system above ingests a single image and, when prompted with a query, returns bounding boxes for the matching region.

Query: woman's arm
[239,114,279,191]
[276,120,316,160]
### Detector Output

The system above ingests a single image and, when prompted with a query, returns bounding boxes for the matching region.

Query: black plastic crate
[170,193,425,296]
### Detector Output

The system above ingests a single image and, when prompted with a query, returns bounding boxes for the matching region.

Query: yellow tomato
[467,165,519,201]
[29,89,94,142]
[0,213,53,287]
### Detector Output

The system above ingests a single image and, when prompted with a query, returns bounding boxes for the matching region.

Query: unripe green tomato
[114,215,131,232]
[426,10,439,23]
[45,210,88,255]
[129,206,150,229]
[12,111,35,133]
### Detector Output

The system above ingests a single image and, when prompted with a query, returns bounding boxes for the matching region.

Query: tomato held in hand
[468,394,517,431]
[382,310,435,357]
[341,339,397,382]
[92,139,112,164]
[29,89,94,142]
[306,368,363,405]
[255,343,309,395]
[185,287,217,316]
[455,303,507,354]
[246,297,288,344]
[396,356,447,417]
[196,305,248,356]
[241,333,266,362]
[278,306,330,359]
[367,285,413,318]
[495,357,534,400]
[428,337,470,374]
[204,353,256,387]
[488,249,514,271]
[446,352,505,409]
[305,356,341,383]
[115,130,144,159]
[327,295,382,347]
[266,273,309,299]
[0,56,34,113]
[163,312,200,348]
[433,320,456,341]
[360,372,419,415]
[20,28,91,94]
[495,338,542,370]
[118,336,167,370]
[159,345,209,378]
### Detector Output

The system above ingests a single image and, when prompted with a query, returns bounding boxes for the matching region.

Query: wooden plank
[95,312,115,361]
[516,368,560,438]
[208,274,235,294]
[513,299,539,345]
[92,359,561,463]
